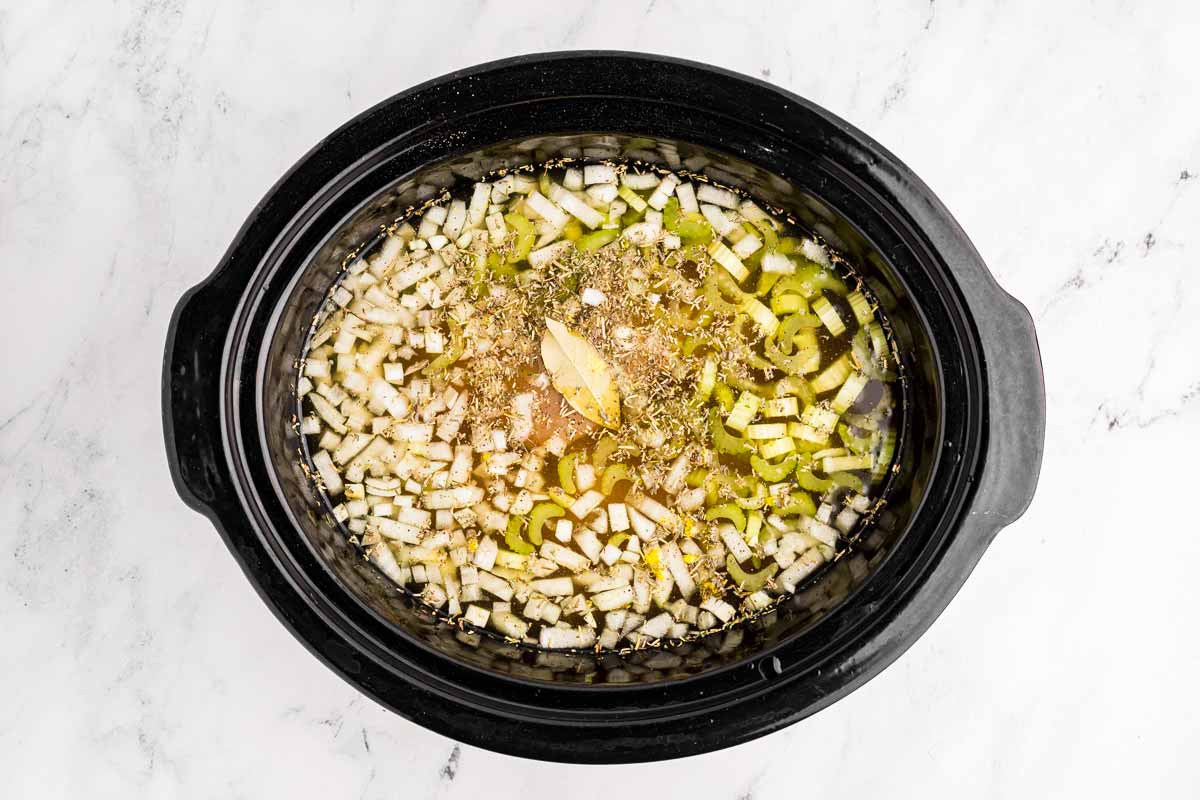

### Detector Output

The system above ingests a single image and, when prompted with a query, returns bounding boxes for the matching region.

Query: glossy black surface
[163,52,1045,762]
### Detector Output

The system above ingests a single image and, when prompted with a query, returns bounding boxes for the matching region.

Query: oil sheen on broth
[297,161,899,651]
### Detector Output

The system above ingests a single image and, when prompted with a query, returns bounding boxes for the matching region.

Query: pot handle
[969,288,1045,531]
[162,282,235,515]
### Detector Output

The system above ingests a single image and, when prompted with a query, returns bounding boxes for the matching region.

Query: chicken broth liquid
[298,161,899,650]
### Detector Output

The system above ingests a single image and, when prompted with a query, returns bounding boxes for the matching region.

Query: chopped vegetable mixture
[297,162,899,651]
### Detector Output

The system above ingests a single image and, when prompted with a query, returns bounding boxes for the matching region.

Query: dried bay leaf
[540,317,621,429]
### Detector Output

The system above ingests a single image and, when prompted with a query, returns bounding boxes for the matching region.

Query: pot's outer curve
[163,51,1044,762]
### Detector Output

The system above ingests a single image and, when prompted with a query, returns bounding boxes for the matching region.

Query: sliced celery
[795,469,833,493]
[557,450,584,495]
[726,391,762,432]
[750,454,799,482]
[710,473,768,510]
[578,228,620,251]
[726,371,774,396]
[708,241,749,282]
[600,463,634,494]
[591,435,620,469]
[812,296,846,336]
[706,502,747,532]
[504,516,534,555]
[547,486,576,509]
[867,322,890,367]
[485,250,518,280]
[741,297,780,337]
[695,355,718,403]
[771,273,817,300]
[822,454,874,473]
[746,422,787,440]
[761,396,799,418]
[503,213,535,264]
[527,502,565,546]
[831,372,869,413]
[562,218,584,242]
[617,185,647,212]
[776,375,816,407]
[838,423,873,454]
[764,333,817,376]
[709,409,753,455]
[751,219,779,252]
[795,259,850,296]
[828,471,865,492]
[770,293,806,316]
[810,355,853,394]
[713,381,736,412]
[872,430,897,480]
[757,436,796,460]
[676,213,713,245]
[727,555,779,592]
[663,196,682,231]
[756,271,782,296]
[703,268,746,314]
[775,314,806,351]
[847,290,874,325]
[745,509,764,542]
[773,490,817,517]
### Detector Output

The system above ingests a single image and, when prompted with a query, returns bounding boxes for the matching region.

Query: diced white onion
[538,626,595,649]
[592,585,635,611]
[700,204,737,237]
[583,164,618,185]
[621,171,660,190]
[696,184,739,209]
[524,191,568,228]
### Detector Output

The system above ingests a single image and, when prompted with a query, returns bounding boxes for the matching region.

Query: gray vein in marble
[439,744,461,781]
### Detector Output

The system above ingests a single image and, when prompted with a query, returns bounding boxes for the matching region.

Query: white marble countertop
[3,1,1198,796]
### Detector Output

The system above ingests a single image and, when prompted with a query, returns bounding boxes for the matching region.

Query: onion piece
[311,450,343,496]
[778,548,824,593]
[539,626,595,649]
[549,185,605,228]
[539,541,590,573]
[478,570,514,601]
[529,577,575,596]
[583,164,618,185]
[675,182,699,213]
[700,597,736,623]
[700,204,737,237]
[464,604,490,628]
[527,240,572,269]
[524,191,569,228]
[592,585,635,611]
[369,542,405,583]
[569,490,605,520]
[696,184,739,209]
[621,171,660,190]
[661,542,695,600]
[637,612,674,639]
[490,610,528,639]
[646,173,680,210]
